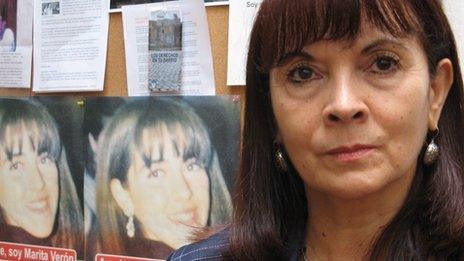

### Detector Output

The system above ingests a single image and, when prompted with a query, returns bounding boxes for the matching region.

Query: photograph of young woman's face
[113,123,210,249]
[0,123,59,238]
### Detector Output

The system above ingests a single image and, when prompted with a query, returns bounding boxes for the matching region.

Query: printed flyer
[227,0,262,86]
[122,1,215,96]
[33,0,109,92]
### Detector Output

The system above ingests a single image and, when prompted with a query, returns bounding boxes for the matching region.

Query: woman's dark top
[0,224,52,246]
[125,236,173,259]
[167,228,302,261]
[86,230,174,259]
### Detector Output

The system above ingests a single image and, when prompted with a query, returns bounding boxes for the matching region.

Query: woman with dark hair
[0,98,83,255]
[91,98,232,259]
[168,0,464,260]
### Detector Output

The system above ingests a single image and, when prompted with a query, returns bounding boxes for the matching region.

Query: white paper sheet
[33,0,109,92]
[122,1,215,96]
[443,0,464,72]
[227,0,262,86]
[0,0,33,88]
[109,0,228,13]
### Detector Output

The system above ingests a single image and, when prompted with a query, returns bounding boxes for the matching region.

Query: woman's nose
[322,73,369,126]
[172,170,194,201]
[29,163,46,191]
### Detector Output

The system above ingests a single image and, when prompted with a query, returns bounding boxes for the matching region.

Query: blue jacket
[167,229,230,261]
[166,229,301,261]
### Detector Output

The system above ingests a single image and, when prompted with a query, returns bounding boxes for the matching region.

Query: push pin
[232,95,240,103]
[77,100,85,108]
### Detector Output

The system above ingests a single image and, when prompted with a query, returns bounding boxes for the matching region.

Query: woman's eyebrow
[278,51,315,66]
[361,38,409,54]
[142,154,163,166]
[6,152,22,161]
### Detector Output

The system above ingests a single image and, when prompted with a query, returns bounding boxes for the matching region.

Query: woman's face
[270,25,450,199]
[116,125,210,249]
[0,126,59,238]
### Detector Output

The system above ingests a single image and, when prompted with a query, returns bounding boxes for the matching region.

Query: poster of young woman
[84,96,240,260]
[0,97,84,260]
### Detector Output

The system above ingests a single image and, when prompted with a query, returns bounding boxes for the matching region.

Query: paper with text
[33,0,109,92]
[122,1,215,96]
[227,0,262,86]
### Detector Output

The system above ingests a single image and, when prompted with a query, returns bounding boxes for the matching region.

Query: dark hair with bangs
[0,98,83,255]
[0,99,61,162]
[95,98,232,256]
[231,0,464,260]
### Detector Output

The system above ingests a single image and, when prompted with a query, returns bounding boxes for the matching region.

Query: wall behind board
[0,5,245,97]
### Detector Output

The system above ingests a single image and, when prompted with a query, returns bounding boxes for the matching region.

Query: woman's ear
[428,58,453,130]
[110,179,134,217]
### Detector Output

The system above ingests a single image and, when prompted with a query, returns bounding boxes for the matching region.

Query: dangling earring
[423,128,439,166]
[274,142,288,172]
[126,215,135,238]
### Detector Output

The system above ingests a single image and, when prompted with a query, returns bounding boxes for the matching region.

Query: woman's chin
[24,227,53,239]
[327,185,384,200]
[309,171,406,200]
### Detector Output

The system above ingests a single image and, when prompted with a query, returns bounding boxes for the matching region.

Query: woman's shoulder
[167,228,231,261]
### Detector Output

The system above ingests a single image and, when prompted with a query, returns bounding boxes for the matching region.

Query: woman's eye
[287,66,319,83]
[187,163,199,171]
[149,169,164,178]
[39,154,52,164]
[186,158,203,172]
[369,55,399,74]
[9,161,23,171]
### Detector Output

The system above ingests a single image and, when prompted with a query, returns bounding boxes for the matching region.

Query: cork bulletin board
[0,5,245,97]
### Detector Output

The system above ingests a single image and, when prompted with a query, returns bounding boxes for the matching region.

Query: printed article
[122,1,215,96]
[227,0,262,86]
[33,0,109,92]
[0,0,33,88]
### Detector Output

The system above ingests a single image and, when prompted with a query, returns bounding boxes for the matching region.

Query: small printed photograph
[149,10,182,51]
[0,0,17,52]
[84,97,240,260]
[110,0,228,10]
[0,97,84,259]
[41,1,60,16]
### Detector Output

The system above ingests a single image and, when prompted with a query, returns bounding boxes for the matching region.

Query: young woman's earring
[424,128,439,166]
[274,142,288,172]
[126,215,135,238]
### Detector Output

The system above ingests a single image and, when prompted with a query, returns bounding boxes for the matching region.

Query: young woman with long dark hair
[0,98,83,256]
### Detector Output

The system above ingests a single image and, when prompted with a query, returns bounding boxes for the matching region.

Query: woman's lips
[171,209,200,227]
[326,145,376,162]
[26,198,50,213]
